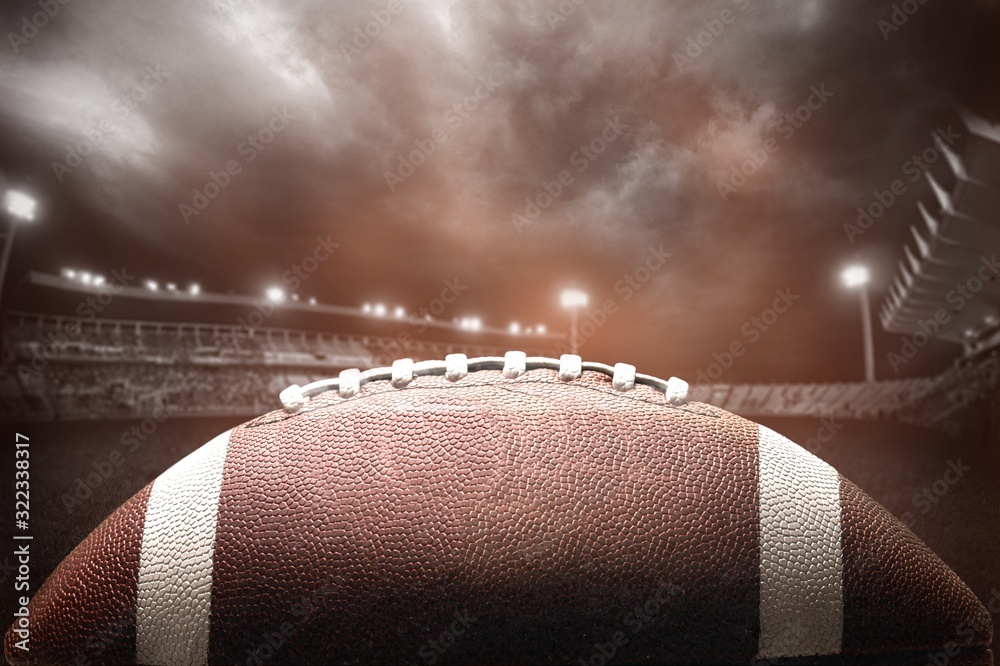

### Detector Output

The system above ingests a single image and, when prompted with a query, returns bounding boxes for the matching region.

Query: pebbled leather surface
[839,479,993,656]
[3,485,150,666]
[210,368,762,664]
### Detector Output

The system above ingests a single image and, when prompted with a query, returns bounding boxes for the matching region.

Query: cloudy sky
[1,0,998,382]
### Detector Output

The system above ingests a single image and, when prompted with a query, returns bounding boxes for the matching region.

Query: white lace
[279,352,690,413]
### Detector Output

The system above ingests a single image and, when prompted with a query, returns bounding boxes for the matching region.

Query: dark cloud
[1,0,998,381]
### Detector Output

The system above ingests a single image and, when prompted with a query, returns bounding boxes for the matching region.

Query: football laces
[279,352,689,413]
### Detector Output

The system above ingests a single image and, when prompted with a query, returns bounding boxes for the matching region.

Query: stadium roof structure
[880,108,1000,354]
[21,271,562,341]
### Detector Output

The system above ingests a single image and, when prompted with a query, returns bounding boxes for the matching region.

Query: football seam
[244,375,723,429]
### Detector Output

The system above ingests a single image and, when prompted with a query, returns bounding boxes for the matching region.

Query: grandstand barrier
[688,378,937,422]
[24,271,565,341]
[3,311,997,431]
[0,311,554,422]
[3,310,553,368]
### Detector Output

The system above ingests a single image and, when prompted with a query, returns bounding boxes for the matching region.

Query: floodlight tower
[0,189,37,313]
[841,265,875,383]
[560,288,588,355]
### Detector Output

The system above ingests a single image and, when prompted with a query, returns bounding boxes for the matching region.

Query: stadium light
[145,280,159,291]
[291,293,299,301]
[79,271,93,286]
[61,268,76,280]
[509,322,521,335]
[308,297,317,305]
[394,306,405,318]
[266,287,285,303]
[362,303,372,313]
[166,282,177,292]
[3,189,36,222]
[536,324,546,334]
[841,264,875,382]
[560,289,588,309]
[189,283,201,296]
[0,188,39,316]
[841,265,870,288]
[373,303,387,317]
[561,289,587,354]
[92,275,105,287]
[525,327,534,334]
[458,316,482,331]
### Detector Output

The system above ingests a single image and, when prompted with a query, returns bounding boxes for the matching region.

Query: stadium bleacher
[0,311,550,421]
[881,108,1000,349]
[4,307,998,435]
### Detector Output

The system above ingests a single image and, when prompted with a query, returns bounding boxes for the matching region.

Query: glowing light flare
[3,190,37,221]
[561,289,588,309]
[841,265,870,289]
[459,317,482,331]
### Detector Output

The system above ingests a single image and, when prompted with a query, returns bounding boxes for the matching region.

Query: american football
[2,1,1000,665]
[4,353,991,665]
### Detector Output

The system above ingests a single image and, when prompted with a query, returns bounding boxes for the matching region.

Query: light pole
[560,288,588,355]
[0,189,37,314]
[841,265,875,383]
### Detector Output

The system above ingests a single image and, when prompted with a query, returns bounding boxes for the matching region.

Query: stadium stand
[688,378,935,422]
[880,108,1000,349]
[4,309,999,435]
[0,311,550,421]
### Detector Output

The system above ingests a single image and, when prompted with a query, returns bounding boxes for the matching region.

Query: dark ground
[1,415,997,664]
